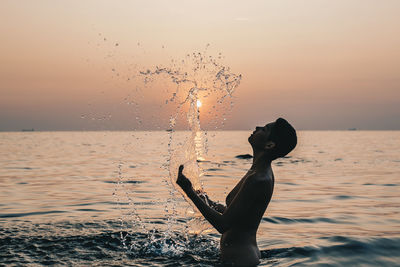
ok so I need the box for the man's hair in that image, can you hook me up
[268,118,297,160]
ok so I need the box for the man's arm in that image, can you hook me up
[176,165,227,233]
[196,190,226,213]
[186,188,228,233]
[177,165,255,234]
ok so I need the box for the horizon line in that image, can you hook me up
[1,129,399,132]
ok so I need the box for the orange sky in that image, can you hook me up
[1,0,399,130]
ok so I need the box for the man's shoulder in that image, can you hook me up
[246,172,272,186]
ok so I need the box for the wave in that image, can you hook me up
[262,216,349,224]
[261,236,400,266]
[0,226,219,266]
[1,220,399,266]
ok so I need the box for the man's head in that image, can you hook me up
[249,118,297,160]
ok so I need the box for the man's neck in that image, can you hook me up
[251,150,272,172]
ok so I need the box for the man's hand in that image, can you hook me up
[176,165,192,192]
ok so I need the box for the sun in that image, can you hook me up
[196,99,202,108]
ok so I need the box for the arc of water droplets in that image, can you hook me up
[140,51,241,222]
[114,49,242,254]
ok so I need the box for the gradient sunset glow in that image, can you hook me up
[1,0,399,131]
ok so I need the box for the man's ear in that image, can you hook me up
[264,141,275,150]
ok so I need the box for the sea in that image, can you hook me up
[0,131,399,266]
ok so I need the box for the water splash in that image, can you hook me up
[112,45,241,253]
[140,47,241,193]
[113,159,219,257]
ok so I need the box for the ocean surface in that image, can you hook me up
[0,131,399,266]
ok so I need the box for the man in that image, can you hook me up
[177,118,297,266]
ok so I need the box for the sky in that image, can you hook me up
[1,0,399,131]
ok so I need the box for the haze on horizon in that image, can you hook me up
[1,0,399,131]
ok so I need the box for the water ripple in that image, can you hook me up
[263,216,345,224]
[0,210,67,218]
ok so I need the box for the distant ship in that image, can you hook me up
[21,128,35,132]
[348,128,357,131]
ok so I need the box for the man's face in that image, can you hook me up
[248,122,275,149]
